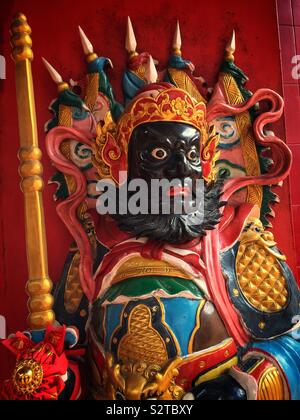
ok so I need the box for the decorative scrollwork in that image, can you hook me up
[103,353,184,400]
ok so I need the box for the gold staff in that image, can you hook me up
[10,13,55,329]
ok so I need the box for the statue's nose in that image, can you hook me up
[166,153,192,178]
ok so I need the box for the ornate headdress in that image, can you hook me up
[92,83,220,185]
[42,18,226,188]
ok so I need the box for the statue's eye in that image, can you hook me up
[187,148,199,162]
[151,148,168,160]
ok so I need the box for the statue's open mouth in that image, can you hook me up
[162,182,199,216]
[166,186,191,198]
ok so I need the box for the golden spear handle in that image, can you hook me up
[10,13,55,330]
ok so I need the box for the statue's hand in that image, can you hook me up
[183,375,247,401]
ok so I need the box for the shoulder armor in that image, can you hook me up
[221,218,300,339]
[53,241,108,343]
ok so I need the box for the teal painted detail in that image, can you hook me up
[217,160,247,189]
[215,116,240,150]
[98,276,204,305]
[168,54,192,70]
[72,106,88,121]
[217,160,247,173]
[88,57,111,74]
[164,55,193,86]
[218,139,240,150]
[46,89,88,131]
[104,304,123,351]
[88,57,124,122]
[74,143,93,172]
[161,297,203,356]
[163,73,173,84]
[220,60,278,227]
[50,171,70,200]
[221,60,252,103]
[249,335,300,400]
[217,116,236,136]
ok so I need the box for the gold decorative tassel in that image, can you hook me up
[58,104,72,127]
[221,73,263,208]
[85,72,99,111]
[10,13,55,329]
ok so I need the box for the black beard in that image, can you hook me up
[112,178,226,245]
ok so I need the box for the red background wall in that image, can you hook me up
[277,0,300,285]
[0,0,298,382]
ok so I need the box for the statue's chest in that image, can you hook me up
[91,276,205,366]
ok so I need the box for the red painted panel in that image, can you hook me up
[278,0,293,25]
[0,0,297,383]
[292,206,300,266]
[293,0,300,25]
[290,145,300,205]
[283,84,300,143]
[279,26,297,84]
[277,0,300,288]
[295,26,300,52]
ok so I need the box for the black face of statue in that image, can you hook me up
[112,122,225,244]
[128,122,202,182]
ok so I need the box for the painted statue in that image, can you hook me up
[2,13,300,401]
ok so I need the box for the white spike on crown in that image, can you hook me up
[78,26,94,55]
[78,25,99,63]
[226,30,236,60]
[144,55,158,84]
[126,16,137,55]
[42,57,63,84]
[42,57,69,92]
[173,20,182,56]
[78,25,113,67]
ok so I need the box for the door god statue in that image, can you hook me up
[2,14,300,401]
